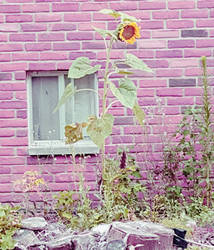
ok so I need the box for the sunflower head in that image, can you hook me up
[118,22,141,44]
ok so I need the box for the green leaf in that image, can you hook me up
[68,57,101,79]
[125,53,153,73]
[133,102,145,126]
[99,9,121,19]
[119,12,139,22]
[87,113,114,148]
[92,26,117,40]
[53,83,76,113]
[132,171,142,178]
[110,78,137,109]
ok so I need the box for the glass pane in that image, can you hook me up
[64,74,97,137]
[32,76,60,140]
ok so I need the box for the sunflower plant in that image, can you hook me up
[54,9,152,156]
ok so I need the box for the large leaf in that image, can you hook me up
[99,9,121,19]
[53,83,76,113]
[87,113,114,149]
[68,57,101,79]
[133,102,145,126]
[125,53,153,73]
[92,26,117,40]
[110,78,137,109]
[119,12,139,22]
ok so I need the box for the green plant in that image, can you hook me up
[54,151,146,230]
[0,204,21,250]
[54,9,152,169]
[162,56,214,209]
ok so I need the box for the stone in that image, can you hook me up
[22,217,48,231]
[46,235,74,250]
[106,240,126,250]
[14,229,41,248]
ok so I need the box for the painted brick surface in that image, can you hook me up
[0,0,213,203]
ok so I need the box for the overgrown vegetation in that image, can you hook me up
[0,204,21,250]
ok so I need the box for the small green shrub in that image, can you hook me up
[54,151,146,231]
[0,204,21,250]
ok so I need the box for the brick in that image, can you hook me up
[167,20,194,29]
[168,97,194,105]
[137,89,154,97]
[21,23,47,32]
[25,43,51,51]
[0,5,20,13]
[35,13,62,22]
[81,2,108,11]
[0,44,23,52]
[1,138,28,146]
[139,79,167,88]
[152,30,179,38]
[144,59,168,68]
[16,129,27,137]
[181,29,208,37]
[0,54,11,62]
[152,10,179,19]
[0,92,13,100]
[0,34,8,42]
[197,19,214,28]
[10,34,36,42]
[22,3,50,12]
[69,51,96,60]
[156,69,183,77]
[51,23,76,31]
[67,32,93,41]
[196,39,214,48]
[0,101,26,109]
[57,62,72,70]
[12,52,39,61]
[112,41,136,49]
[110,2,137,10]
[6,15,32,22]
[168,40,194,48]
[123,10,150,20]
[0,83,26,91]
[140,21,163,29]
[0,111,14,118]
[82,42,105,49]
[0,119,27,128]
[198,0,214,8]
[169,59,199,68]
[64,13,91,22]
[0,184,13,193]
[156,88,183,97]
[156,50,182,58]
[0,73,12,81]
[0,63,27,72]
[16,92,26,100]
[0,129,15,137]
[185,88,202,96]
[114,117,133,125]
[181,10,208,18]
[53,42,80,51]
[139,1,166,9]
[139,40,166,49]
[0,157,25,165]
[184,49,211,57]
[168,1,195,9]
[0,148,14,156]
[38,33,65,41]
[28,63,56,70]
[169,78,196,87]
[0,24,19,32]
[17,110,27,119]
[40,52,68,60]
[52,3,78,12]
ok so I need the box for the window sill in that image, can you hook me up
[28,139,99,156]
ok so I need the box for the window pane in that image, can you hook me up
[32,76,60,140]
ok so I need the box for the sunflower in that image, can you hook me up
[118,22,141,44]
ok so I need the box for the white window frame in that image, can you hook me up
[27,71,99,156]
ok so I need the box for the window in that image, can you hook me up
[27,71,99,155]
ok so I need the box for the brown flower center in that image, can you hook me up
[122,25,135,40]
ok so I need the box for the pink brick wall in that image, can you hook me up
[0,0,214,203]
